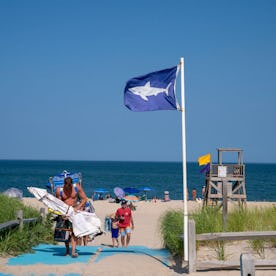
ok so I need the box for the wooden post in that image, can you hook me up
[222,180,228,230]
[188,219,196,273]
[240,253,255,276]
[40,207,46,223]
[17,210,23,231]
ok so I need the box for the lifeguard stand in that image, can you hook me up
[204,148,247,207]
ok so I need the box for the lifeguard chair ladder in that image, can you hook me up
[203,148,247,207]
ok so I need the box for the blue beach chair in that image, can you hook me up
[47,170,82,194]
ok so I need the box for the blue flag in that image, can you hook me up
[124,66,179,112]
[200,163,210,174]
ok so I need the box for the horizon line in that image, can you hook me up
[0,158,275,165]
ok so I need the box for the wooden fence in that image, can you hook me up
[0,208,46,232]
[187,219,276,273]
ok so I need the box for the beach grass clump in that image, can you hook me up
[191,206,276,233]
[214,241,226,260]
[191,206,222,233]
[190,207,228,260]
[270,205,276,247]
[160,205,276,259]
[227,206,276,231]
[227,206,276,256]
[0,195,39,223]
[0,194,55,256]
[160,209,183,257]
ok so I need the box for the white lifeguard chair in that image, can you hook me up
[204,148,247,207]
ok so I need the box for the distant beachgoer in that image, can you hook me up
[164,191,170,202]
[92,192,99,201]
[56,176,88,258]
[129,201,136,210]
[143,193,147,201]
[115,199,134,247]
[110,214,119,247]
[139,194,146,201]
[202,186,206,199]
[151,196,158,203]
[192,188,197,201]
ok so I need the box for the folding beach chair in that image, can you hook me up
[47,170,82,195]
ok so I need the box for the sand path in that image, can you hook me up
[0,199,275,275]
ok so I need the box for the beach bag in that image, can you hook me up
[104,216,112,232]
[84,200,95,213]
[54,216,71,242]
[54,227,70,242]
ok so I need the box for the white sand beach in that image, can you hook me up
[1,198,275,275]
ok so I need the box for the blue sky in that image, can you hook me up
[1,0,275,163]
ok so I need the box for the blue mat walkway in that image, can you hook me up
[0,244,171,276]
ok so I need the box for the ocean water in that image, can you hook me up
[0,160,275,202]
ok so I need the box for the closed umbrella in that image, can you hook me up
[27,187,102,238]
[28,187,72,215]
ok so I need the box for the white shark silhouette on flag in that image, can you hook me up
[124,66,180,111]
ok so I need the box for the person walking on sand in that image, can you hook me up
[192,188,197,201]
[56,176,88,258]
[115,199,134,247]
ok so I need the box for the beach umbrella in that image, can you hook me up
[123,187,140,194]
[94,188,109,194]
[113,187,125,198]
[124,195,139,202]
[139,186,154,192]
[3,188,23,199]
[139,187,154,200]
[27,187,102,238]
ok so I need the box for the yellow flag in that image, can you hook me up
[198,153,211,166]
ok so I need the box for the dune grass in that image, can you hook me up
[0,194,55,256]
[159,209,184,257]
[160,205,276,258]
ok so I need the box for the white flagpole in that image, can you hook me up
[180,57,188,261]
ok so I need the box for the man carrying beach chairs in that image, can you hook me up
[56,176,89,257]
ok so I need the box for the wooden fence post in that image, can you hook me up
[188,219,196,273]
[222,180,228,230]
[240,253,255,276]
[16,210,23,231]
[40,208,46,223]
